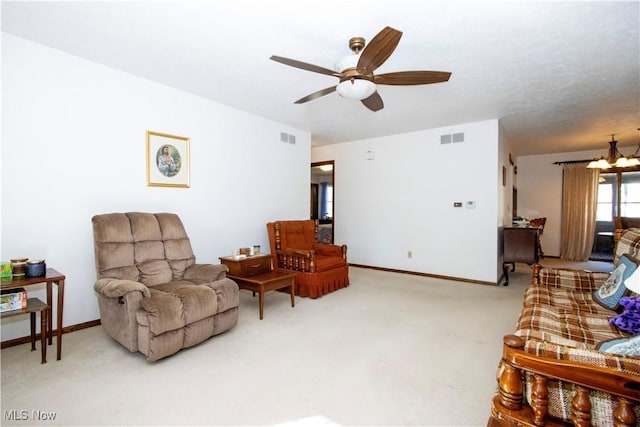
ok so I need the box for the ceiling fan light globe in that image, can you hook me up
[336,79,376,100]
[335,54,359,72]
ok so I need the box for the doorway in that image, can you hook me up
[592,169,640,261]
[310,161,334,243]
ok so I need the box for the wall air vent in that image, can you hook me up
[280,132,296,144]
[452,132,465,143]
[441,132,465,144]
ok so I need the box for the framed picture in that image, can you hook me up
[146,131,190,188]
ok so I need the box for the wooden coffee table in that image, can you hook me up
[227,270,296,320]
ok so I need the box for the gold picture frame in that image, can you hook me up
[146,131,190,188]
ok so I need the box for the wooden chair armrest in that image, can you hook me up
[314,243,348,258]
[493,335,639,427]
[275,249,316,272]
[279,248,314,258]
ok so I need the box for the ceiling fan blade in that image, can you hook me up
[361,92,384,112]
[270,55,340,77]
[374,71,452,86]
[294,86,337,104]
[357,26,403,74]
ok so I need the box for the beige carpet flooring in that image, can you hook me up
[0,259,612,426]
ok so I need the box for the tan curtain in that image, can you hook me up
[560,163,600,261]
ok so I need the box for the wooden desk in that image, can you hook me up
[1,268,65,360]
[1,298,48,363]
[503,227,540,286]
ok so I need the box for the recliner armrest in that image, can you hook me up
[183,263,228,284]
[94,278,151,298]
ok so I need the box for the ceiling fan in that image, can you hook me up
[270,26,451,112]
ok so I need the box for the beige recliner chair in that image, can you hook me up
[92,212,239,361]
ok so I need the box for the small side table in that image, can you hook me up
[227,270,296,320]
[1,298,48,363]
[1,268,65,360]
[220,254,295,320]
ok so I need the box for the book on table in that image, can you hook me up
[0,287,28,312]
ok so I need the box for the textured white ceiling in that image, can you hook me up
[2,0,639,155]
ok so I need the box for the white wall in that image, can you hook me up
[312,119,501,283]
[516,148,608,258]
[1,34,310,340]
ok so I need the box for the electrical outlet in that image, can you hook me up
[408,250,413,258]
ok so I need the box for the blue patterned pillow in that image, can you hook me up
[597,335,640,357]
[594,254,637,311]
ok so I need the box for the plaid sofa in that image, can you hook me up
[489,228,640,426]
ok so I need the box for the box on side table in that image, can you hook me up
[1,287,27,312]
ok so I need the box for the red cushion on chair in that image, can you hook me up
[277,221,316,250]
[315,256,347,272]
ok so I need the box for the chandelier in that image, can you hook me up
[586,133,640,169]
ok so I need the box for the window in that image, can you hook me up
[620,171,640,217]
[596,170,640,220]
[326,185,333,219]
[592,169,640,260]
[596,174,614,221]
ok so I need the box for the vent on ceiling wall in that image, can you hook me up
[280,132,296,144]
[440,132,465,144]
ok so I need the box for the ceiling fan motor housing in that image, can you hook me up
[348,37,365,53]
